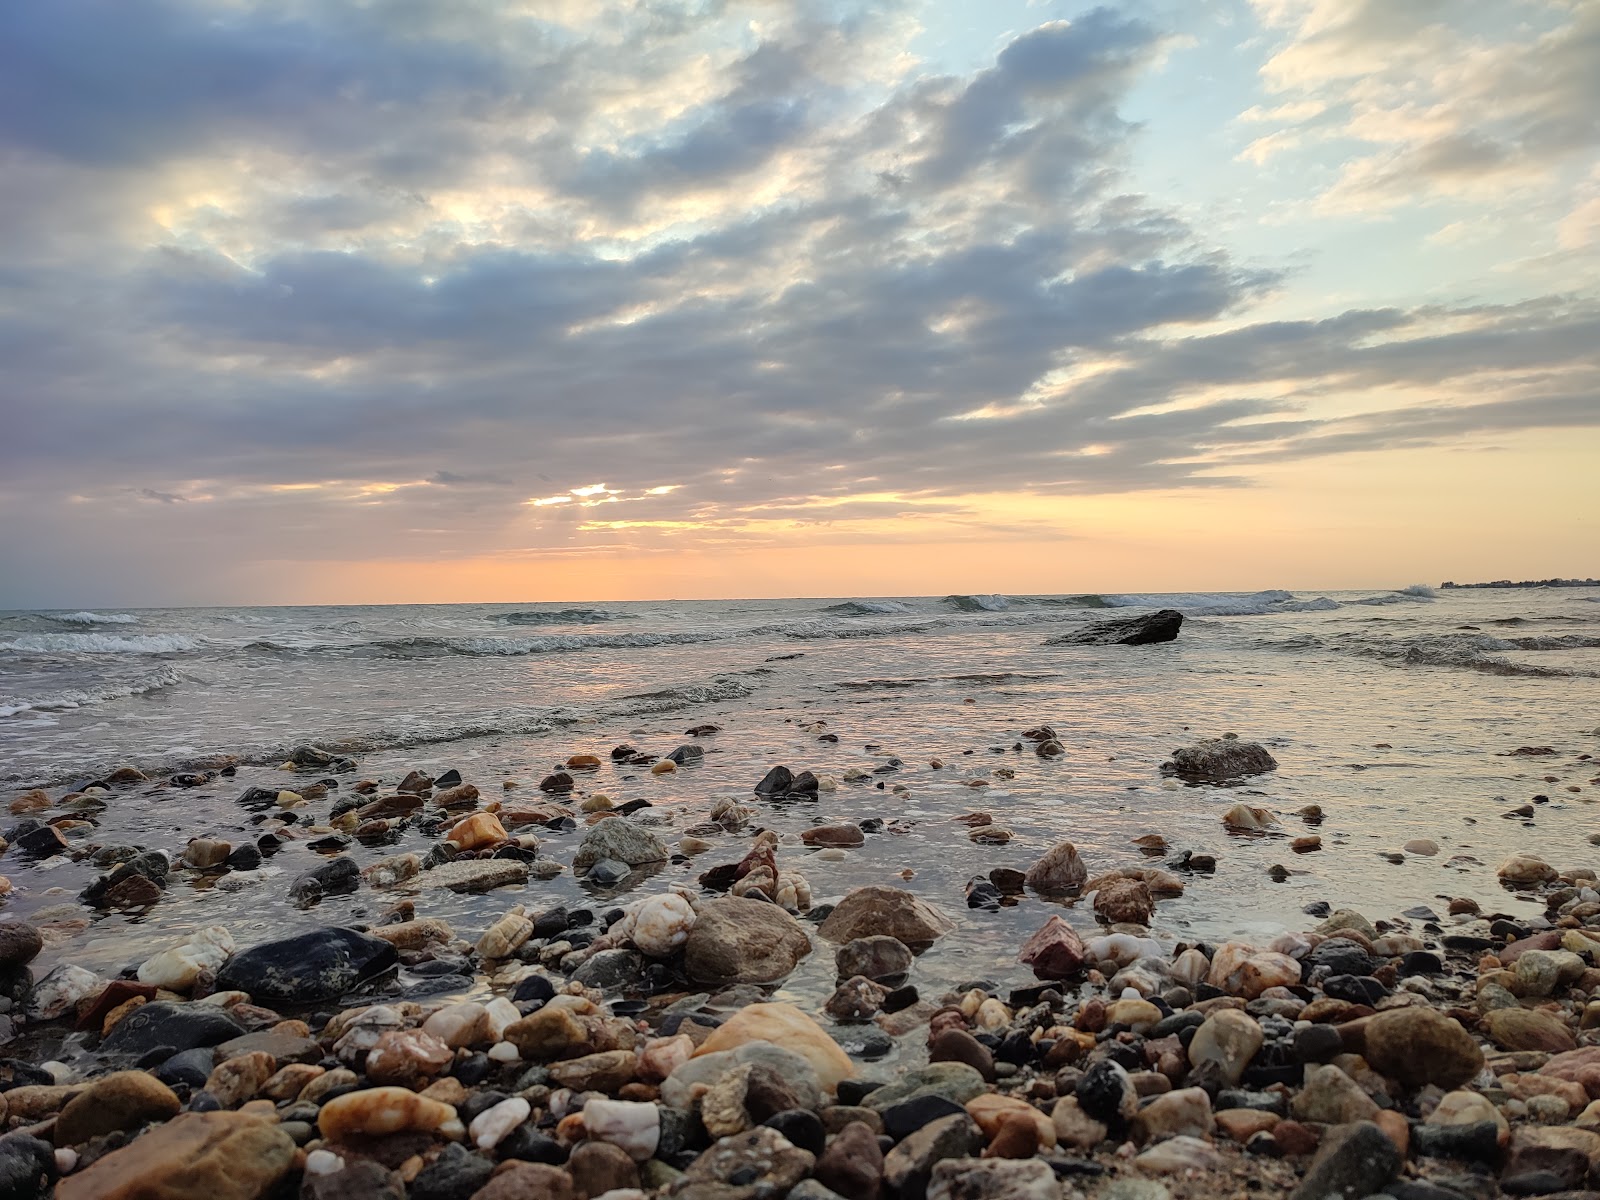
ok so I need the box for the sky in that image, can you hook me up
[1,0,1597,607]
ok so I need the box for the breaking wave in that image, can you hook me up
[0,664,187,718]
[1,633,201,655]
[46,611,140,626]
[943,594,1010,612]
[821,600,914,616]
[608,675,758,715]
[494,608,633,626]
[370,632,724,657]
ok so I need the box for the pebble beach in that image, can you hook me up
[2,588,1600,1199]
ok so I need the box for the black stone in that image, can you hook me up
[1216,1090,1288,1116]
[0,1133,57,1200]
[99,1001,245,1058]
[453,1054,491,1087]
[188,1091,222,1112]
[289,856,360,903]
[584,859,630,885]
[837,1079,882,1106]
[496,1124,565,1164]
[666,745,704,766]
[754,766,794,796]
[1292,1024,1345,1064]
[1322,974,1389,1005]
[457,1091,510,1124]
[216,927,399,1005]
[882,1095,966,1141]
[1399,951,1445,977]
[531,909,568,938]
[1076,1059,1135,1125]
[1291,1121,1400,1200]
[1151,1010,1205,1038]
[409,1144,495,1200]
[763,1109,825,1157]
[1410,1119,1504,1163]
[1306,942,1376,977]
[224,844,263,871]
[154,1047,215,1089]
[1046,608,1183,646]
[513,974,556,1006]
[434,769,462,788]
[1501,1171,1572,1196]
[306,834,352,853]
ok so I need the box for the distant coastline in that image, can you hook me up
[1440,578,1599,589]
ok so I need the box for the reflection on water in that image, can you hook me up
[2,589,1598,1019]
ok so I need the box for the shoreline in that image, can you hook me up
[1,729,1599,1198]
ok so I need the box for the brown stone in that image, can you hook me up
[983,1112,1041,1159]
[1215,1108,1279,1142]
[104,874,164,909]
[74,979,159,1031]
[1272,1120,1320,1157]
[1093,878,1154,925]
[469,1163,575,1200]
[57,1112,295,1200]
[817,886,955,945]
[682,896,813,986]
[1363,1007,1483,1089]
[54,1071,181,1145]
[566,1141,639,1196]
[815,1120,884,1200]
[1487,1008,1578,1054]
[205,1052,276,1108]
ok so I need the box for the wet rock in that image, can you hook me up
[818,886,955,945]
[1046,609,1182,647]
[1189,1009,1265,1086]
[136,925,235,992]
[1163,736,1278,782]
[1093,878,1154,925]
[27,964,101,1020]
[572,820,668,872]
[415,859,528,893]
[836,936,914,983]
[469,1162,573,1200]
[0,922,41,970]
[1290,1120,1401,1200]
[827,976,889,1020]
[104,873,163,908]
[290,856,360,903]
[99,1000,245,1057]
[1207,943,1301,998]
[1016,915,1086,981]
[1363,1006,1483,1090]
[683,897,813,986]
[1499,855,1559,885]
[695,1001,856,1092]
[1411,1119,1502,1162]
[1134,1135,1224,1173]
[867,1063,988,1113]
[883,1113,984,1200]
[53,1071,181,1145]
[571,948,646,992]
[1022,841,1087,895]
[549,1049,637,1092]
[803,824,865,848]
[206,1051,276,1107]
[216,927,398,1004]
[55,1111,295,1200]
[0,1134,55,1200]
[928,1029,996,1081]
[445,812,504,851]
[927,1157,1059,1200]
[365,1029,453,1088]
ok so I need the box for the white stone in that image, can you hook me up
[136,925,235,992]
[488,1041,520,1063]
[54,1148,77,1175]
[1085,933,1163,968]
[624,893,696,957]
[470,1097,531,1150]
[305,1150,345,1176]
[26,964,102,1020]
[422,1002,490,1049]
[484,998,520,1042]
[1134,1135,1224,1174]
[583,1097,661,1160]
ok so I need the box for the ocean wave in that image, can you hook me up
[46,611,140,625]
[820,600,915,616]
[494,608,633,625]
[1033,594,1113,608]
[1350,590,1437,606]
[1347,633,1597,679]
[943,594,1010,612]
[1399,584,1438,598]
[1098,589,1299,615]
[1,633,201,655]
[0,664,187,718]
[608,676,758,715]
[1272,597,1341,613]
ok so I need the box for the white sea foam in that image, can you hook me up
[47,611,140,625]
[0,664,187,716]
[2,633,201,654]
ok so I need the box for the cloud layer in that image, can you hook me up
[1,0,1596,603]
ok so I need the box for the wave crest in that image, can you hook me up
[495,608,633,625]
[821,600,914,616]
[943,594,1010,612]
[2,633,200,654]
[0,664,186,718]
[47,611,140,625]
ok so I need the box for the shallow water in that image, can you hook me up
[3,587,1598,1031]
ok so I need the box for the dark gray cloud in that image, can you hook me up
[0,0,1595,605]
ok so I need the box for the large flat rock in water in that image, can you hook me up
[411,860,530,893]
[1162,736,1278,782]
[1045,609,1182,646]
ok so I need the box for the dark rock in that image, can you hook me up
[837,1080,882,1107]
[289,856,360,903]
[1322,975,1389,1006]
[667,745,704,766]
[763,1109,826,1157]
[813,1120,882,1200]
[0,924,42,971]
[1411,1120,1504,1163]
[496,1124,565,1164]
[1045,608,1183,646]
[154,1047,215,1089]
[1290,1120,1401,1200]
[755,766,795,796]
[1293,1024,1346,1064]
[99,1002,245,1058]
[216,927,398,1004]
[538,772,574,793]
[882,1095,966,1141]
[224,844,262,871]
[928,1029,995,1081]
[1075,1060,1136,1126]
[835,936,914,983]
[512,974,556,1006]
[570,949,644,993]
[13,825,68,858]
[584,859,630,885]
[0,1133,56,1200]
[301,1160,403,1200]
[1306,942,1376,977]
[410,1144,494,1200]
[1161,736,1279,782]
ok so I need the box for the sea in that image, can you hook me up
[3,586,1598,1011]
